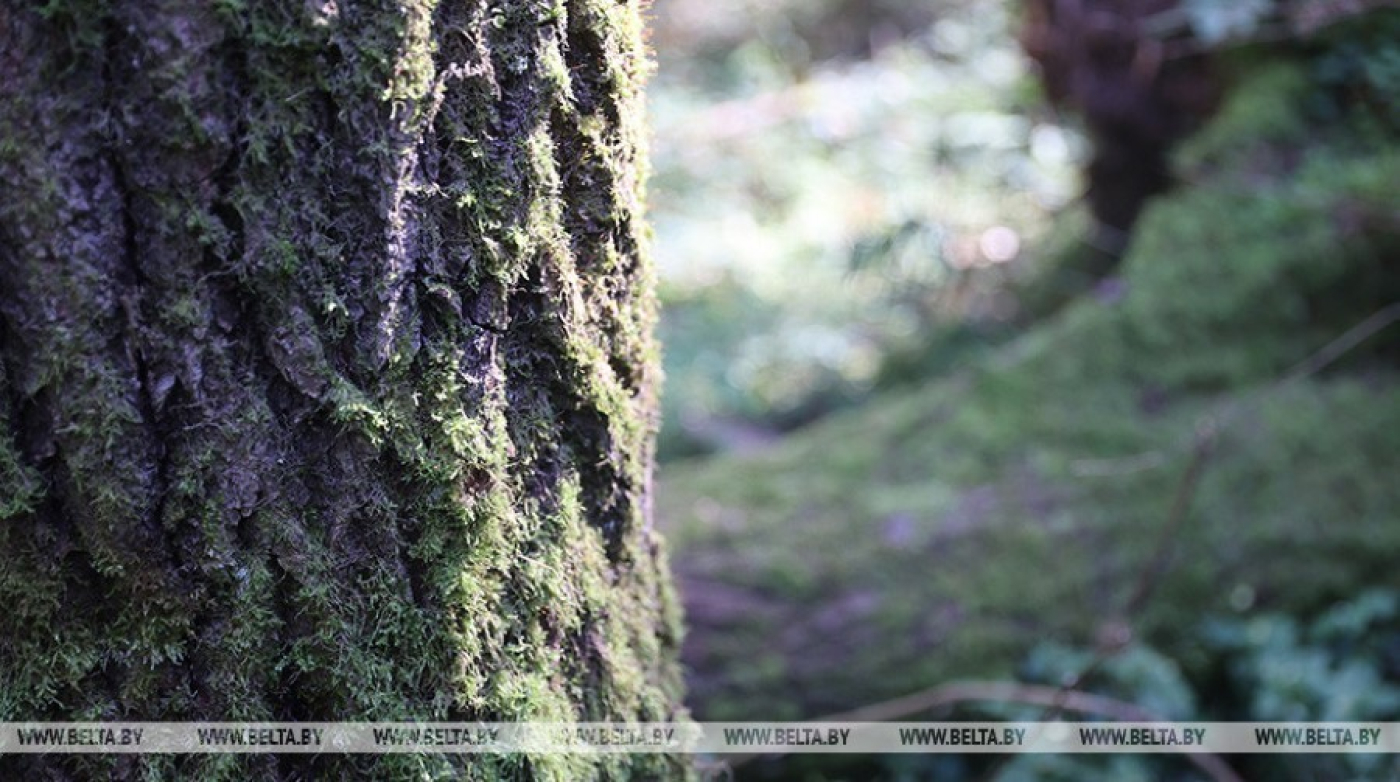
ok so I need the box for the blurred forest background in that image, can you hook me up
[644,0,1400,780]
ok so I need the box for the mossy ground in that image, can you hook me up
[659,57,1400,722]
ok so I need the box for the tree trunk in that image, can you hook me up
[1018,0,1221,244]
[0,0,686,778]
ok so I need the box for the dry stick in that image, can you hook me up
[716,304,1400,781]
[1279,302,1400,386]
[1072,301,1400,478]
[1124,422,1217,617]
[1176,301,1400,455]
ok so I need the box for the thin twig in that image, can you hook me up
[1123,422,1217,616]
[1071,302,1400,478]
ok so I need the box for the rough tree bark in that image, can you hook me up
[0,0,686,778]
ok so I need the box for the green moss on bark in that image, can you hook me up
[0,1,687,779]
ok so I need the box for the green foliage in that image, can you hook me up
[1203,590,1400,723]
[1312,9,1400,131]
[993,592,1400,782]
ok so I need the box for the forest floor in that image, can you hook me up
[657,58,1400,738]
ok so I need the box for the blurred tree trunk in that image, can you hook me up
[1019,0,1221,251]
[0,0,686,778]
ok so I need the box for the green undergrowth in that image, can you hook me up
[659,52,1400,728]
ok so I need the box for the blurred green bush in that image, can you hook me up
[648,0,1082,459]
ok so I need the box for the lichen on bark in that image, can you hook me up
[0,0,687,778]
